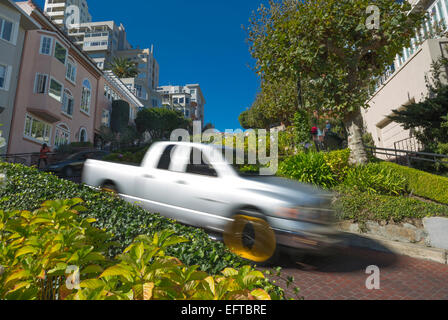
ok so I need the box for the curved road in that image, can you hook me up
[267,245,448,300]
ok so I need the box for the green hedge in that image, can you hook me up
[0,162,245,274]
[341,163,407,196]
[333,190,448,223]
[379,162,448,205]
[278,152,337,189]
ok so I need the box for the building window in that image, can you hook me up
[54,124,70,147]
[80,79,92,114]
[62,89,74,116]
[34,74,48,94]
[0,64,10,90]
[49,78,63,102]
[54,41,67,65]
[66,58,77,83]
[24,114,52,145]
[101,109,110,127]
[0,16,14,42]
[40,36,53,55]
[79,128,88,142]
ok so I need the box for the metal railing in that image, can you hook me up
[0,152,60,167]
[366,146,448,167]
[393,137,423,154]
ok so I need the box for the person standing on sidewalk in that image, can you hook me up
[38,143,51,169]
[311,126,320,152]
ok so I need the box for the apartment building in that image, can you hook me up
[44,0,92,30]
[6,1,141,155]
[66,22,160,109]
[363,0,448,151]
[116,47,161,109]
[0,0,40,154]
[67,21,132,69]
[157,84,205,126]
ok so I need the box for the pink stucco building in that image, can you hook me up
[8,2,102,154]
[7,2,142,155]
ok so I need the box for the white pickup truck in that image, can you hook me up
[82,142,342,262]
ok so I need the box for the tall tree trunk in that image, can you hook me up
[344,110,368,165]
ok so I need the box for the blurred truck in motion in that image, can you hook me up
[82,142,343,263]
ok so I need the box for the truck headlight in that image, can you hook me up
[275,207,301,219]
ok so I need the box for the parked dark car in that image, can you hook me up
[44,150,109,177]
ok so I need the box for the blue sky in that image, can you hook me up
[34,0,265,131]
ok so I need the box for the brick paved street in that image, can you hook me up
[267,246,448,300]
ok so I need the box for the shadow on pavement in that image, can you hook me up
[275,232,399,273]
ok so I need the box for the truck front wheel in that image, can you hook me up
[223,209,278,264]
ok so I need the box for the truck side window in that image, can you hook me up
[186,149,218,177]
[157,145,175,170]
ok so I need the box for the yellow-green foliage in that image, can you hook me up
[0,200,281,300]
[324,149,351,182]
[380,162,448,205]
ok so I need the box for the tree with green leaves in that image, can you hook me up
[247,0,425,164]
[239,110,251,129]
[135,108,191,141]
[108,57,139,78]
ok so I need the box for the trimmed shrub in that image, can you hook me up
[341,163,407,196]
[0,162,245,274]
[324,149,351,183]
[278,152,337,189]
[333,190,448,223]
[379,162,448,205]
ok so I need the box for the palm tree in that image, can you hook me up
[107,57,138,78]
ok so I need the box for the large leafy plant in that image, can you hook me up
[0,199,110,300]
[68,233,277,300]
[0,201,281,300]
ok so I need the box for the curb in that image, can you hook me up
[341,231,448,265]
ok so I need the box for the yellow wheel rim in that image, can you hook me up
[223,215,276,263]
[102,186,117,195]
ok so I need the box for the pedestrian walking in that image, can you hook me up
[38,143,51,169]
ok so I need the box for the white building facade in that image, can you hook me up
[44,0,92,30]
[363,0,448,151]
[157,84,205,126]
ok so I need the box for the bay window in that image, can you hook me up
[49,78,63,102]
[54,124,70,147]
[40,36,53,55]
[0,16,14,42]
[80,79,92,114]
[62,89,74,116]
[54,41,67,65]
[24,114,52,145]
